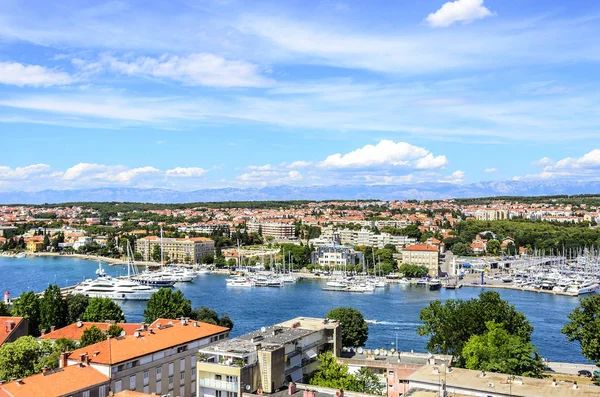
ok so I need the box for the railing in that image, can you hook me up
[198,378,239,392]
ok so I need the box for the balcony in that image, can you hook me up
[198,378,239,392]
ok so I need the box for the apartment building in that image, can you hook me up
[247,222,295,239]
[197,317,341,397]
[401,244,439,276]
[311,246,364,269]
[0,317,29,347]
[474,208,510,221]
[0,364,110,397]
[136,236,215,264]
[64,318,230,397]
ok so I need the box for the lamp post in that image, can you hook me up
[394,327,399,352]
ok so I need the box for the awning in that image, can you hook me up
[291,369,303,382]
[305,349,317,359]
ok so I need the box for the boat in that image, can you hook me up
[416,278,428,286]
[365,319,377,324]
[501,276,514,283]
[428,279,442,291]
[567,280,600,296]
[131,273,177,287]
[15,252,26,259]
[398,278,411,285]
[226,276,253,287]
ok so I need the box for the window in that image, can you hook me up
[180,372,185,381]
[83,391,90,397]
[169,375,174,386]
[191,381,196,395]
[156,380,162,394]
[226,376,238,383]
[156,366,162,379]
[215,375,222,380]
[191,359,196,369]
[180,358,186,372]
[144,385,149,394]
[99,385,107,397]
[169,363,174,376]
[130,375,136,390]
[226,392,237,397]
[216,391,222,397]
[180,386,185,397]
[115,380,122,393]
[144,370,149,385]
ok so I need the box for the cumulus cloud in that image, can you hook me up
[426,0,493,28]
[237,169,303,186]
[165,167,207,177]
[532,157,554,166]
[0,164,53,179]
[99,53,273,88]
[320,140,447,170]
[483,167,498,173]
[0,62,74,87]
[517,150,600,180]
[439,170,465,183]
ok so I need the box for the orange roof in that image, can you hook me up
[0,317,25,346]
[67,318,229,365]
[40,322,143,341]
[114,391,155,397]
[189,237,213,242]
[403,244,438,252]
[0,364,109,397]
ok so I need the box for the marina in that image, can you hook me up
[0,255,595,364]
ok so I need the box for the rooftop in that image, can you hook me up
[403,244,438,252]
[0,317,25,346]
[40,321,143,341]
[409,365,599,397]
[0,364,109,397]
[340,350,452,366]
[200,317,337,356]
[67,318,229,365]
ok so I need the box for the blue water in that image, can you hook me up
[0,256,589,363]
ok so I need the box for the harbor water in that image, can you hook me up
[0,256,591,363]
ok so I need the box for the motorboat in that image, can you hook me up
[428,279,442,291]
[72,268,158,301]
[501,276,514,283]
[398,278,411,285]
[567,280,600,296]
[226,276,253,287]
[131,273,176,287]
[416,278,428,286]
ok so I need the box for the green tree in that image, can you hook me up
[82,297,124,323]
[418,291,533,366]
[11,291,40,335]
[143,288,192,323]
[151,244,161,262]
[191,306,234,329]
[0,336,45,380]
[399,264,428,278]
[42,234,51,250]
[326,307,368,347]
[354,367,385,395]
[486,240,501,255]
[219,313,234,329]
[309,351,359,390]
[39,284,68,332]
[80,325,107,347]
[36,338,78,371]
[65,293,90,324]
[107,324,124,338]
[0,301,10,316]
[462,321,545,377]
[562,295,600,365]
[451,242,469,256]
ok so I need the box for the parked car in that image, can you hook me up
[577,370,592,377]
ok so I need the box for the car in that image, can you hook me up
[594,370,600,378]
[578,370,592,377]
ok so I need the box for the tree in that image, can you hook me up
[39,284,68,332]
[65,293,90,324]
[354,367,385,395]
[190,307,234,329]
[42,234,51,250]
[399,264,428,278]
[82,297,124,323]
[562,295,600,365]
[219,313,234,329]
[0,301,10,316]
[0,336,45,380]
[418,291,533,366]
[143,288,192,323]
[151,244,161,262]
[11,291,40,335]
[462,321,545,378]
[80,325,107,347]
[326,307,368,347]
[107,324,124,338]
[451,242,469,256]
[309,351,359,390]
[486,240,501,255]
[36,338,78,371]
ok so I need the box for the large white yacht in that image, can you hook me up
[72,273,158,300]
[567,280,600,296]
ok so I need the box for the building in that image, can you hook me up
[74,236,94,251]
[40,321,143,342]
[401,245,439,276]
[0,364,110,397]
[0,317,29,347]
[0,226,17,238]
[407,365,598,397]
[311,245,364,270]
[196,317,342,397]
[64,318,230,397]
[247,222,295,239]
[136,236,215,264]
[340,350,452,397]
[26,240,44,252]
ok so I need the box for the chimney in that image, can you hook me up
[288,383,297,395]
[41,367,48,373]
[50,326,55,332]
[16,379,23,385]
[41,329,46,336]
[59,353,68,368]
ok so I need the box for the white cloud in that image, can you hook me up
[532,157,554,166]
[517,150,600,181]
[483,167,498,173]
[166,167,207,177]
[426,0,493,28]
[99,53,272,88]
[320,140,447,169]
[0,62,73,87]
[438,170,465,183]
[0,164,52,179]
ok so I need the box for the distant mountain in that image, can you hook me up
[1,180,600,204]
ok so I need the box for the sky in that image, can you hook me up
[1,0,600,192]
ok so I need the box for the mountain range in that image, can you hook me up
[1,180,600,204]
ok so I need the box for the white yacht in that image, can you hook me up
[72,274,157,301]
[226,276,253,287]
[567,280,600,296]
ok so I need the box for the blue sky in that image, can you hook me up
[1,0,600,191]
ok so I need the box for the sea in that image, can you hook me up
[0,255,590,363]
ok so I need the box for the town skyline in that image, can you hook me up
[2,0,600,193]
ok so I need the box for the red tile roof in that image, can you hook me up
[403,244,438,252]
[0,364,109,397]
[40,322,143,341]
[67,318,229,365]
[0,317,25,346]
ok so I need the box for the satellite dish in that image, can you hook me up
[120,331,126,337]
[374,349,380,356]
[357,347,364,354]
[246,385,251,391]
[260,327,266,333]
[76,321,83,328]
